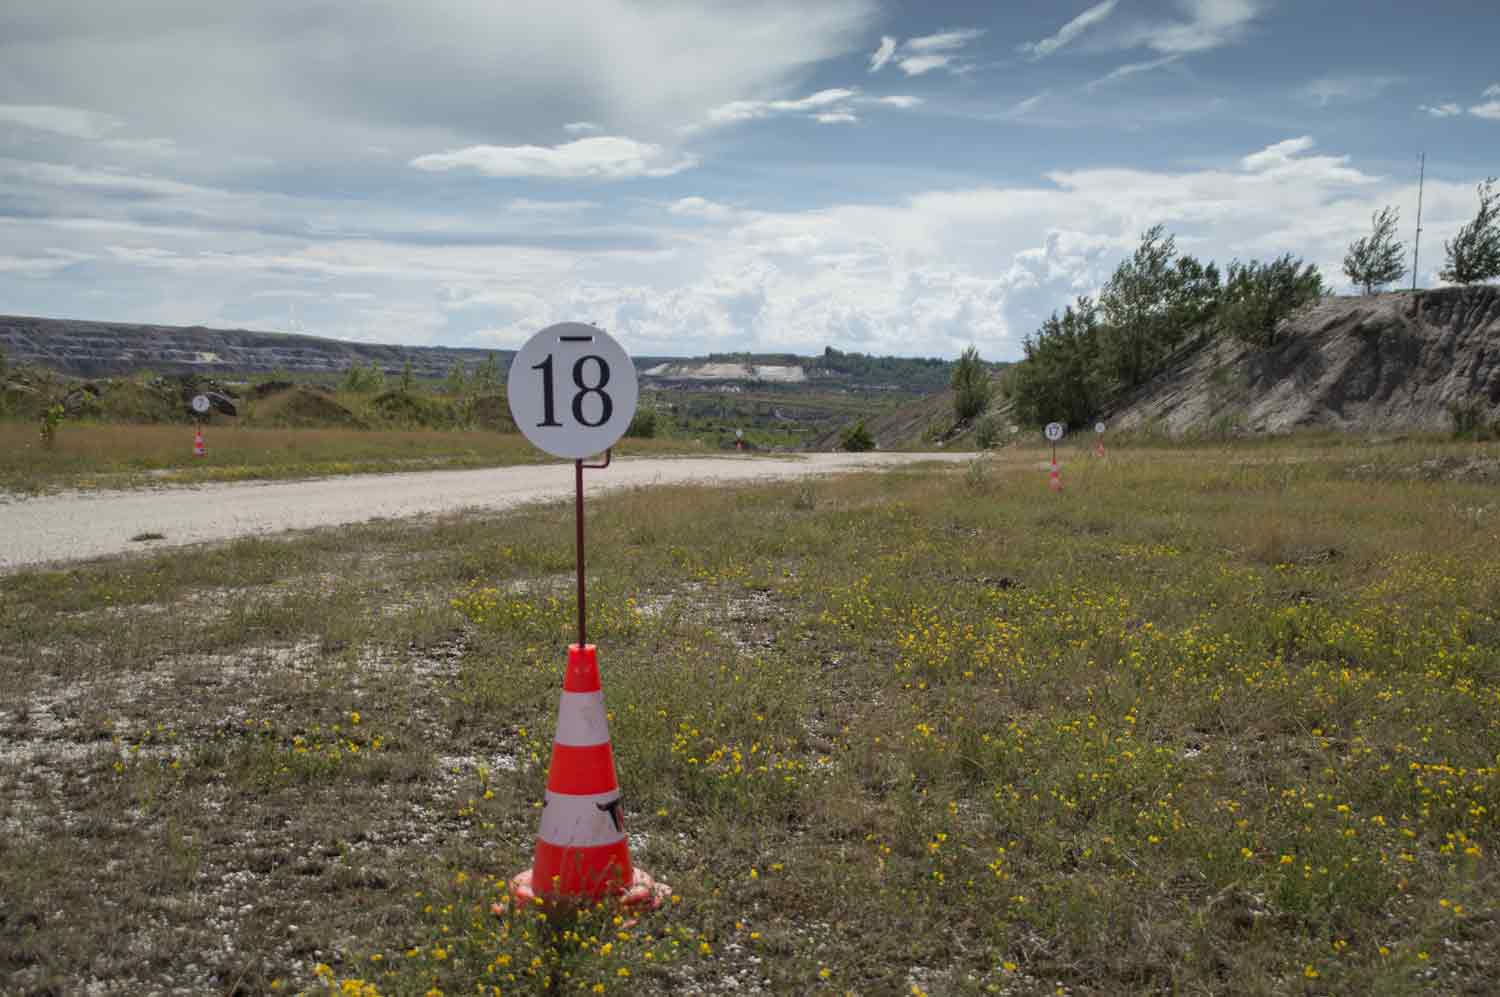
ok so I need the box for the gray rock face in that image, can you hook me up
[0,316,510,379]
[1110,286,1500,435]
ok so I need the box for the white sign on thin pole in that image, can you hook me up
[507,323,639,460]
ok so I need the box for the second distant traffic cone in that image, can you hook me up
[1048,459,1063,491]
[509,644,668,911]
[193,427,206,457]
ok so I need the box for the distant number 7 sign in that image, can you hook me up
[507,322,639,459]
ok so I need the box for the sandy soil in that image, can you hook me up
[0,452,964,572]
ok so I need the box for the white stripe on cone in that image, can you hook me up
[554,690,609,747]
[539,790,627,847]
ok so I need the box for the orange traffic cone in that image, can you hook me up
[509,644,668,912]
[1048,459,1063,491]
[193,427,206,457]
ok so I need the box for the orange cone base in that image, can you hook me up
[502,866,670,915]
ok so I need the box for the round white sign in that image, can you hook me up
[507,323,638,459]
[191,394,210,414]
[1094,421,1106,435]
[1045,422,1065,442]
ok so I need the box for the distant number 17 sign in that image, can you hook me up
[508,322,639,459]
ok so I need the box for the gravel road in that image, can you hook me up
[0,452,965,572]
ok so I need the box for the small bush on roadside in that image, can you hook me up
[975,414,1004,449]
[922,416,955,443]
[627,407,658,438]
[1448,397,1497,440]
[840,420,874,451]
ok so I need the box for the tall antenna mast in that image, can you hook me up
[1412,152,1425,292]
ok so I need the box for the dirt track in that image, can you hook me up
[0,452,965,572]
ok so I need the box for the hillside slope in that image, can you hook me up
[0,315,954,395]
[811,370,1011,450]
[1109,286,1500,435]
[0,315,502,379]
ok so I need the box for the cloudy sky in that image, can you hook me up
[1,1,1497,360]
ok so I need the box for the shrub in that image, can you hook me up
[1449,398,1496,440]
[923,417,955,443]
[840,420,874,452]
[626,407,658,438]
[975,414,1004,449]
[39,402,64,449]
[342,362,386,394]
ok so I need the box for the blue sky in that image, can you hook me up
[1,1,1497,361]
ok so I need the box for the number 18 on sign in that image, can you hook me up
[508,322,638,460]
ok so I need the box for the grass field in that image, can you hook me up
[3,439,1498,995]
[0,423,702,494]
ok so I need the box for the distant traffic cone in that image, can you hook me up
[1048,459,1063,491]
[193,427,206,457]
[1094,438,1105,458]
[509,644,668,912]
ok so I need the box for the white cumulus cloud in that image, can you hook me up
[868,36,897,72]
[1420,103,1462,118]
[667,197,742,222]
[410,136,697,179]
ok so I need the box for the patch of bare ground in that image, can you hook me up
[0,513,537,994]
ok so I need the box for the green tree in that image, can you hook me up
[478,352,500,391]
[1218,255,1325,347]
[1097,225,1221,389]
[950,345,992,423]
[1343,206,1405,294]
[1006,297,1103,427]
[400,360,414,394]
[1440,177,1500,285]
